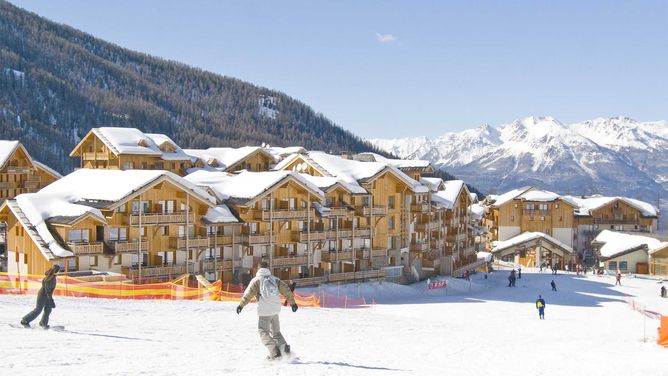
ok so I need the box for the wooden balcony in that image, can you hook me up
[355,206,388,216]
[321,250,353,262]
[356,249,371,259]
[23,181,40,190]
[202,259,235,271]
[447,233,468,243]
[297,231,328,242]
[411,202,430,213]
[169,236,211,250]
[0,182,19,189]
[354,228,372,238]
[243,233,275,244]
[415,221,441,232]
[83,152,110,161]
[130,212,195,226]
[107,239,149,253]
[328,207,349,216]
[208,235,234,246]
[371,248,387,257]
[326,229,353,239]
[6,166,32,174]
[255,209,309,221]
[68,242,104,255]
[409,242,430,252]
[123,264,187,278]
[270,255,308,267]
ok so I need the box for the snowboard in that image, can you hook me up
[9,323,65,331]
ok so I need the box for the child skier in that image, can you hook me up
[237,261,298,359]
[535,295,546,320]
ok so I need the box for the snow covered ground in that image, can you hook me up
[2,267,668,376]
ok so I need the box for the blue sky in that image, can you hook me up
[9,0,668,138]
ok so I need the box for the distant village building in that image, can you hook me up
[592,230,668,274]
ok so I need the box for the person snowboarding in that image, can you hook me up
[615,271,622,286]
[237,262,297,360]
[535,295,546,319]
[21,264,60,329]
[551,279,557,291]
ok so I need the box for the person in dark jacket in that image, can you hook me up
[551,279,557,291]
[517,267,522,279]
[21,264,59,328]
[661,285,666,298]
[535,295,546,319]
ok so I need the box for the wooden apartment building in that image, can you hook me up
[0,140,60,201]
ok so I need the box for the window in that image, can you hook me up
[300,200,307,209]
[619,261,628,271]
[162,252,174,266]
[526,203,535,210]
[115,203,126,213]
[608,261,618,270]
[68,229,90,243]
[89,256,98,267]
[114,255,122,265]
[387,216,394,230]
[261,198,270,210]
[159,200,175,213]
[139,227,146,237]
[387,236,394,249]
[109,227,128,241]
[510,216,515,222]
[289,198,296,210]
[131,200,150,214]
[178,225,195,238]
[161,226,169,236]
[250,222,258,234]
[555,204,559,209]
[325,197,333,206]
[122,162,134,169]
[388,195,395,209]
[539,204,548,211]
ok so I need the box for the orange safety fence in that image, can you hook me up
[658,316,668,348]
[0,273,321,307]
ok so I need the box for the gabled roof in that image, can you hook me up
[70,128,191,160]
[488,187,534,208]
[184,146,276,171]
[203,204,241,225]
[2,169,216,260]
[432,180,470,209]
[33,160,62,179]
[492,231,573,254]
[419,177,445,192]
[593,230,667,259]
[185,170,324,206]
[0,140,22,169]
[298,174,367,194]
[565,195,659,218]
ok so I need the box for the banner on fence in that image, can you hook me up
[429,280,446,289]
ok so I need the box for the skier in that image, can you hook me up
[535,295,546,320]
[661,285,667,298]
[551,279,557,291]
[21,264,59,328]
[517,267,522,280]
[237,261,298,360]
[615,271,622,286]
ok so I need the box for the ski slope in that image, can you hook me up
[1,268,667,376]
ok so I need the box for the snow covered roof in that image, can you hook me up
[469,203,486,220]
[593,230,667,259]
[0,140,21,169]
[185,170,324,204]
[203,205,241,224]
[356,152,432,170]
[184,147,275,171]
[3,169,216,260]
[517,189,578,206]
[94,128,162,156]
[265,146,306,160]
[419,177,444,191]
[565,195,659,217]
[144,133,193,161]
[432,180,468,209]
[33,161,62,179]
[488,187,533,208]
[492,232,573,254]
[477,251,492,262]
[298,174,367,194]
[306,152,428,193]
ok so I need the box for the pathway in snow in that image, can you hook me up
[1,268,667,376]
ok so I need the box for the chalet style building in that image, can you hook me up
[70,128,195,176]
[483,187,660,266]
[1,127,484,284]
[0,140,60,201]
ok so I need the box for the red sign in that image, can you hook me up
[429,281,447,289]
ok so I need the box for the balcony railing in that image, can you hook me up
[594,217,640,224]
[356,249,371,259]
[209,235,233,246]
[170,236,211,250]
[415,221,441,232]
[83,152,110,160]
[67,242,104,255]
[409,242,430,252]
[321,250,353,262]
[270,255,308,267]
[297,231,328,242]
[6,166,32,174]
[354,228,372,238]
[522,209,550,216]
[23,181,40,190]
[243,234,276,244]
[326,229,353,239]
[107,239,149,253]
[123,264,187,278]
[0,182,19,189]
[411,202,430,213]
[371,248,387,257]
[202,259,235,271]
[355,206,388,216]
[327,207,349,217]
[130,212,195,226]
[255,209,309,221]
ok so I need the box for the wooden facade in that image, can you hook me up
[0,141,59,201]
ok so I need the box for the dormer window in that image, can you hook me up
[137,138,150,147]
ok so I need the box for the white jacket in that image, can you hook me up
[240,268,295,316]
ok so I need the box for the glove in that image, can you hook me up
[236,305,243,314]
[291,304,298,312]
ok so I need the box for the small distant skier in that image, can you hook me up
[661,285,667,298]
[551,279,557,291]
[552,263,558,275]
[508,269,516,287]
[539,262,544,273]
[21,264,59,329]
[615,271,622,286]
[517,267,522,279]
[237,261,298,360]
[535,295,546,320]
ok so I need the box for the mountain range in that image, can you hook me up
[369,116,668,226]
[0,0,388,174]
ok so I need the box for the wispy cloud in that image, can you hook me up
[375,32,397,43]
